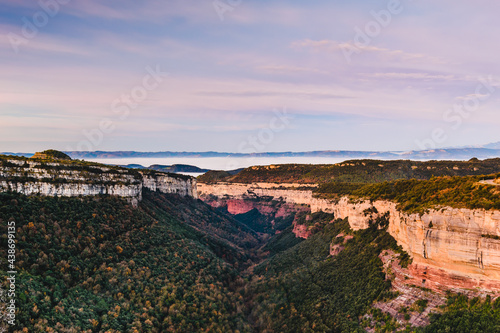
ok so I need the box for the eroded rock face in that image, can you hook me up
[371,250,447,329]
[293,223,313,239]
[0,181,142,198]
[0,159,198,203]
[198,182,500,290]
[329,198,500,283]
[197,182,313,205]
[141,172,197,198]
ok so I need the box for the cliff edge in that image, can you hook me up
[0,154,197,205]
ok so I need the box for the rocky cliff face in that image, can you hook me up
[141,172,197,199]
[1,180,142,199]
[198,182,500,291]
[0,157,197,203]
[323,197,500,288]
[197,182,313,205]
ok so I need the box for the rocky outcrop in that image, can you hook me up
[0,180,142,198]
[369,250,447,329]
[141,172,197,199]
[198,182,500,291]
[0,157,197,203]
[293,223,313,239]
[330,234,353,256]
[197,182,313,205]
[324,197,500,284]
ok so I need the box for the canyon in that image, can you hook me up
[4,154,500,292]
[198,182,500,292]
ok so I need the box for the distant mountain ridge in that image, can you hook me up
[484,141,500,149]
[120,163,210,173]
[3,144,500,161]
[64,148,500,160]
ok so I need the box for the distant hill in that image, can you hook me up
[120,164,147,169]
[32,149,72,160]
[3,147,500,161]
[149,164,210,173]
[484,141,500,149]
[119,164,210,173]
[0,152,33,157]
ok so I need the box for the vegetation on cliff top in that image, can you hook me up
[197,169,244,184]
[0,153,192,185]
[199,158,500,213]
[198,158,500,184]
[315,174,500,212]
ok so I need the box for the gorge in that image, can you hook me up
[198,181,500,292]
[4,153,500,331]
[3,153,500,293]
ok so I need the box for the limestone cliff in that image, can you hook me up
[198,182,500,291]
[320,197,500,288]
[1,180,142,200]
[141,171,197,199]
[0,156,197,203]
[197,182,313,205]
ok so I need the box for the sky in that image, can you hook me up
[1,0,500,153]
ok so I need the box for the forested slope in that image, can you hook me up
[3,188,500,332]
[0,191,257,332]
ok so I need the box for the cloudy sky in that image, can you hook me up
[1,0,500,153]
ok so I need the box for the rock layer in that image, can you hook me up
[0,158,197,203]
[198,182,500,290]
[141,172,197,199]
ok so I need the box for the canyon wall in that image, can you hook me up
[141,172,197,199]
[0,158,197,203]
[198,182,500,291]
[198,182,313,206]
[0,180,143,200]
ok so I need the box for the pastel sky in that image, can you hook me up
[1,0,500,153]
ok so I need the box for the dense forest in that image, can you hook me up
[247,216,402,332]
[198,158,500,184]
[0,191,256,332]
[315,175,500,212]
[2,189,500,331]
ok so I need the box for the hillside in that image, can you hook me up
[199,158,500,184]
[7,188,489,332]
[31,150,72,160]
[0,191,259,332]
